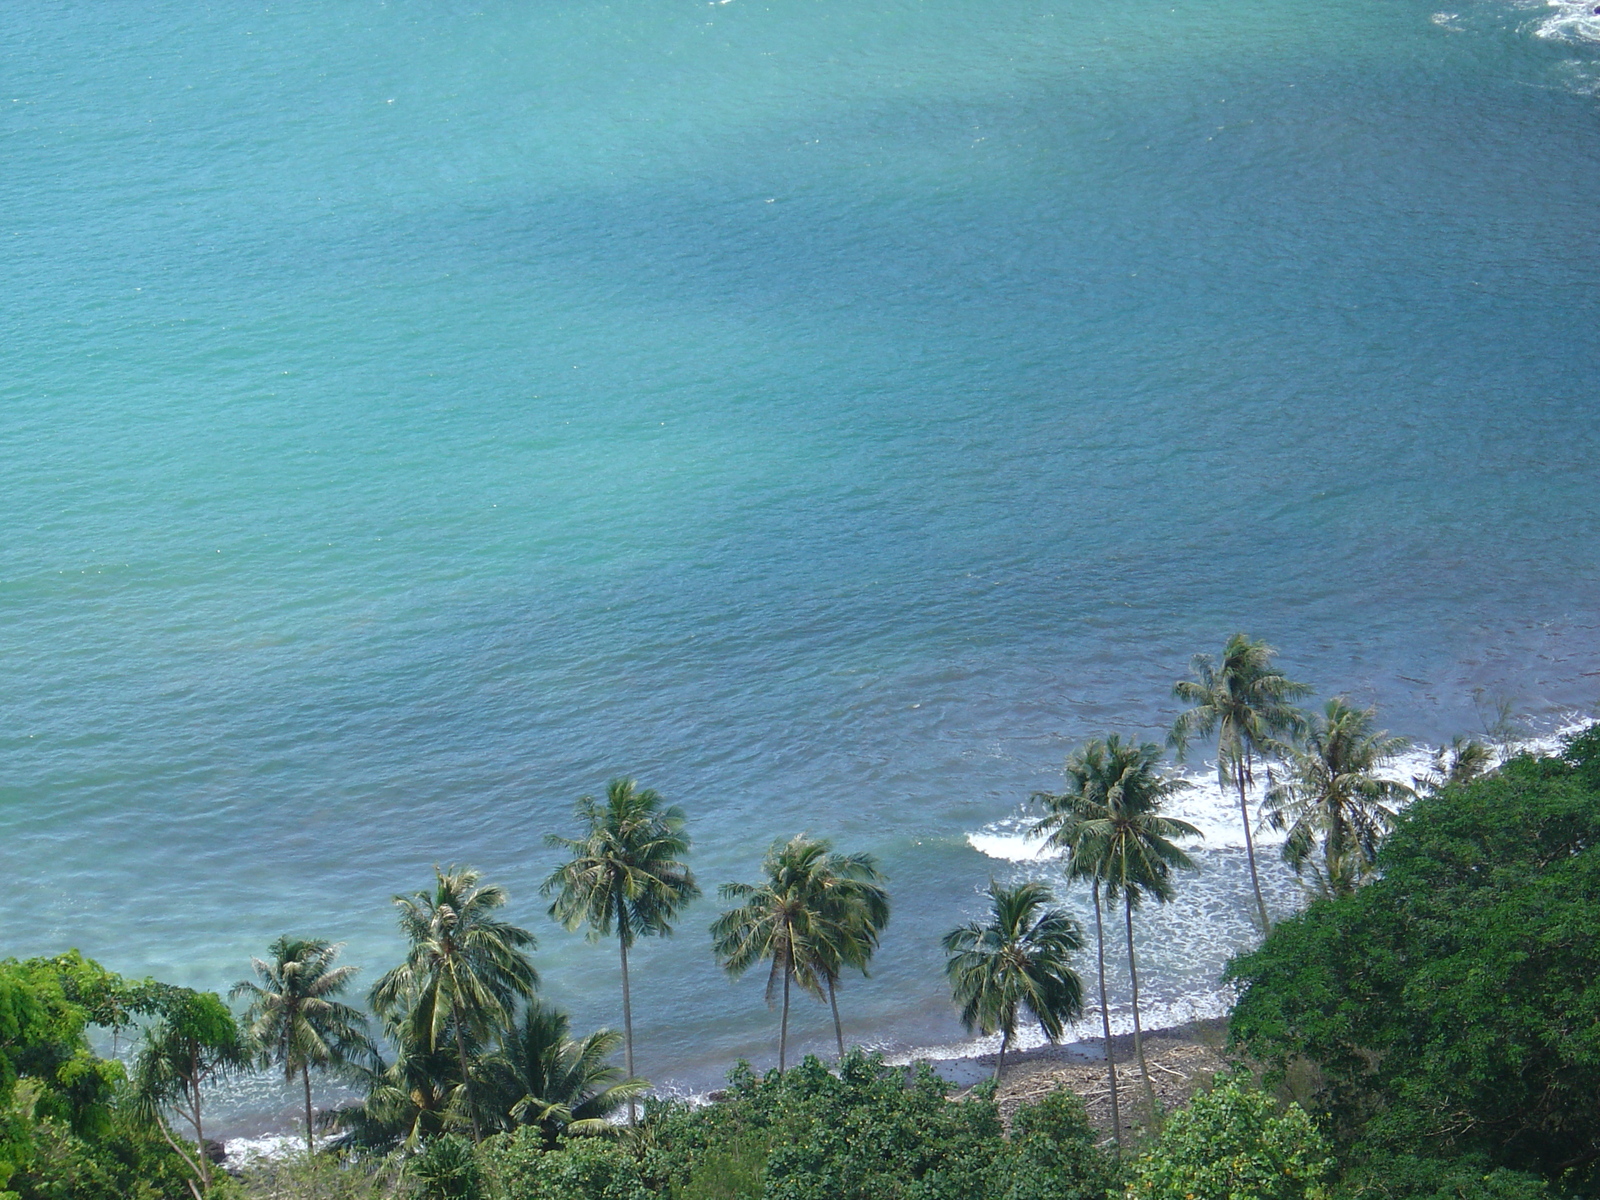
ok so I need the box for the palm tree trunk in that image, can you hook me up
[453,1006,482,1143]
[827,976,845,1058]
[1124,894,1159,1131]
[1092,883,1123,1148]
[1236,756,1270,931]
[995,1028,1010,1085]
[620,936,637,1125]
[779,960,791,1073]
[303,1064,315,1156]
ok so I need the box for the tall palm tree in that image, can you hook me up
[1171,633,1310,931]
[1264,697,1414,897]
[792,847,889,1058]
[231,937,374,1155]
[1040,735,1200,1128]
[370,866,538,1142]
[941,879,1084,1084]
[543,778,699,1123]
[711,835,881,1071]
[478,1000,647,1146]
[332,1013,466,1152]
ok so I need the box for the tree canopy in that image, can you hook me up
[1226,729,1600,1187]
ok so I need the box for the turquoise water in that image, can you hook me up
[4,0,1599,1132]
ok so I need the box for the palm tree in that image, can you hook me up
[1171,633,1310,931]
[543,778,699,1123]
[1264,697,1415,897]
[1039,735,1199,1128]
[808,852,889,1058]
[331,1013,466,1152]
[478,999,647,1145]
[941,879,1085,1084]
[231,937,374,1155]
[711,835,879,1071]
[1414,734,1492,794]
[370,866,538,1142]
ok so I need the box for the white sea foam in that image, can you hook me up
[966,718,1589,862]
[224,1133,302,1165]
[1531,0,1600,43]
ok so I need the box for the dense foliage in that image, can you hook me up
[1227,728,1600,1188]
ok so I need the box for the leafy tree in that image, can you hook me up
[1171,633,1310,930]
[1003,1088,1119,1200]
[1226,728,1600,1185]
[941,880,1085,1084]
[132,988,245,1198]
[231,936,374,1154]
[1263,699,1414,897]
[1124,1073,1333,1200]
[1036,735,1198,1128]
[477,999,645,1145]
[370,866,538,1142]
[544,778,699,1123]
[711,837,883,1072]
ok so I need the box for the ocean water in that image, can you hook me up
[3,0,1598,1134]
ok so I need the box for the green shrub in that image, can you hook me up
[1002,1089,1117,1200]
[1333,1151,1547,1200]
[1125,1074,1333,1200]
[409,1135,483,1200]
[482,1131,649,1200]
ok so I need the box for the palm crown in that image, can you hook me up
[1171,633,1310,929]
[711,834,889,1069]
[1264,696,1414,896]
[370,866,538,1141]
[942,879,1084,1082]
[231,936,373,1154]
[543,778,698,1120]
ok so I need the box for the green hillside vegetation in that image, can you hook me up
[1,638,1595,1200]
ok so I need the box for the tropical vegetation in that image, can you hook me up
[2,652,1595,1200]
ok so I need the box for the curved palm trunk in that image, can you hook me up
[1236,755,1270,932]
[1092,883,1123,1148]
[779,960,792,1073]
[453,1006,482,1143]
[827,976,845,1059]
[994,1028,1011,1085]
[1123,895,1159,1130]
[619,937,637,1125]
[303,1064,315,1156]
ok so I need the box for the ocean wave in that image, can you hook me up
[1532,0,1600,44]
[966,718,1590,861]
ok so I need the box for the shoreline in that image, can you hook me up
[223,1017,1229,1160]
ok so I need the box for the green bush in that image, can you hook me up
[1124,1074,1333,1200]
[482,1131,649,1200]
[1333,1150,1547,1200]
[409,1134,484,1200]
[1003,1090,1117,1200]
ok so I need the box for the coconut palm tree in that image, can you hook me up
[331,1014,466,1152]
[477,999,648,1146]
[793,848,889,1058]
[1414,734,1492,794]
[941,880,1084,1085]
[1264,697,1414,897]
[370,866,538,1142]
[1171,633,1310,931]
[231,937,374,1155]
[1041,735,1200,1128]
[543,778,699,1123]
[711,835,878,1071]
